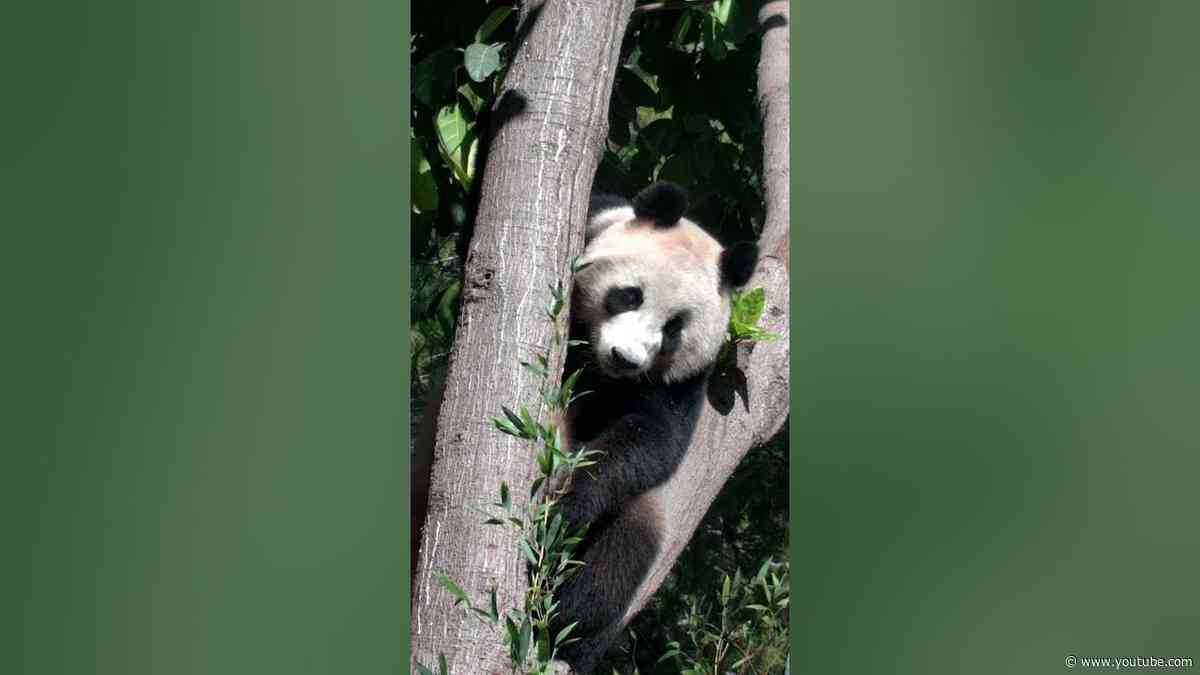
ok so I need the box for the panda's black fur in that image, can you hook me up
[550,182,758,671]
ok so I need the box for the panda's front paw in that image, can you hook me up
[556,488,600,532]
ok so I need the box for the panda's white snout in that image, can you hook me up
[611,345,646,371]
[599,313,660,376]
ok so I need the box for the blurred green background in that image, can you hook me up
[793,2,1199,673]
[2,2,407,673]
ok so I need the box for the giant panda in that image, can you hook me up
[550,181,759,671]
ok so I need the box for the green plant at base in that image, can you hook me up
[651,558,789,675]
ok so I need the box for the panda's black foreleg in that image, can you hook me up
[551,492,662,672]
[556,412,687,529]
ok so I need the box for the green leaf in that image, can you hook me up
[456,80,485,114]
[464,135,479,187]
[521,360,547,377]
[755,558,772,583]
[413,48,458,109]
[500,481,511,511]
[544,513,563,550]
[518,406,536,436]
[744,326,782,342]
[669,11,694,49]
[657,152,692,187]
[710,0,734,25]
[537,626,552,662]
[501,406,529,436]
[702,14,728,61]
[619,68,660,109]
[414,662,435,675]
[411,139,439,214]
[436,281,461,333]
[435,104,473,187]
[519,540,539,566]
[464,43,501,83]
[434,572,469,606]
[639,119,683,156]
[682,112,710,135]
[518,618,533,663]
[720,573,731,606]
[492,416,522,437]
[535,447,552,476]
[475,6,514,43]
[438,653,449,675]
[505,616,520,656]
[656,644,682,663]
[730,286,767,337]
[559,368,584,407]
[555,621,579,646]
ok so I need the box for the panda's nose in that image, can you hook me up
[611,346,642,370]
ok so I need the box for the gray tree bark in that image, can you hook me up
[581,0,792,666]
[410,2,636,672]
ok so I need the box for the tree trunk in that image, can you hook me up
[411,2,636,672]
[584,0,793,665]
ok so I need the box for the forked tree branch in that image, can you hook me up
[570,0,791,670]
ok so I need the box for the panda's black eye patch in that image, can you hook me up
[660,312,689,353]
[604,286,643,315]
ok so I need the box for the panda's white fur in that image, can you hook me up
[551,182,758,673]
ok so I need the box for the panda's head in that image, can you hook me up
[572,182,759,383]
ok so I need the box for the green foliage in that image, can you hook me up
[411,3,519,429]
[663,559,790,675]
[594,1,766,243]
[410,1,515,265]
[729,287,782,343]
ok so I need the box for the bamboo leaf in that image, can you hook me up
[555,620,579,646]
[519,540,539,566]
[517,617,533,663]
[434,572,469,606]
[475,6,514,42]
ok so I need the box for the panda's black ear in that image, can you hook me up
[632,181,687,227]
[720,242,759,288]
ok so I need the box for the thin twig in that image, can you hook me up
[632,0,720,16]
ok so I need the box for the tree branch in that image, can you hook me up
[575,0,792,668]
